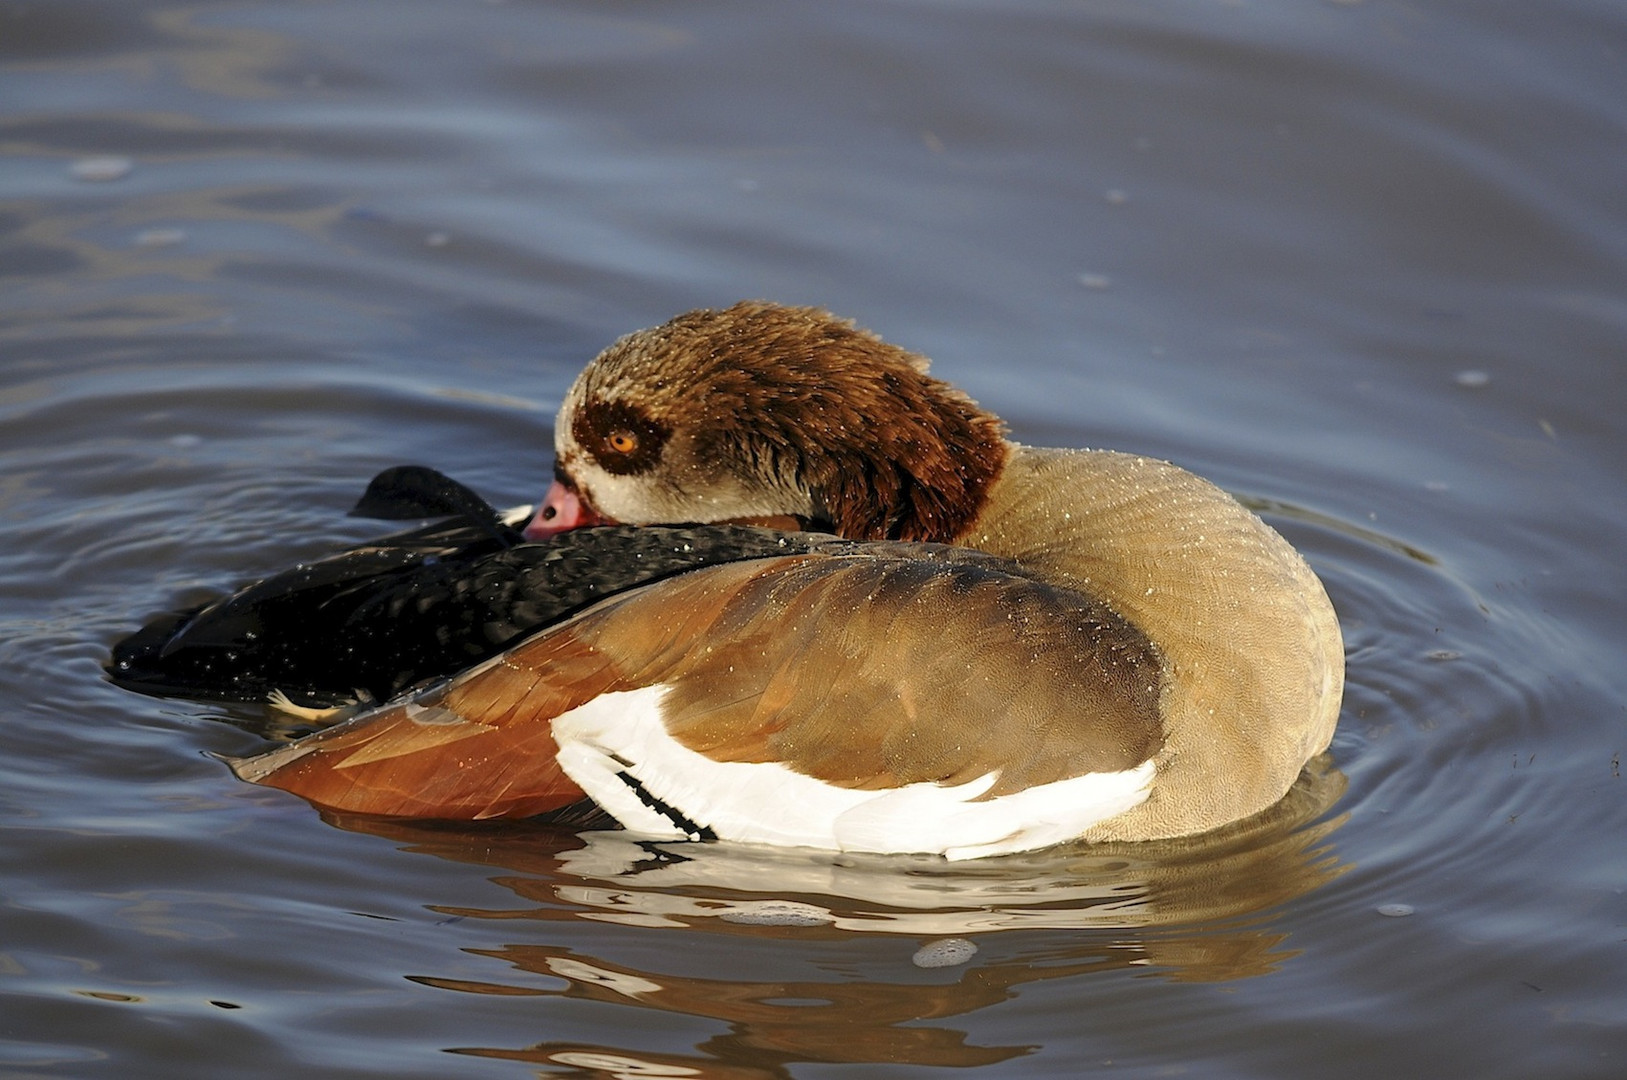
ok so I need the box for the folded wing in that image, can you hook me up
[228,548,1167,853]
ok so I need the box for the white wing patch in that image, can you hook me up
[550,687,1155,861]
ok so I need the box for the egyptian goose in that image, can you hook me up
[221,302,1343,859]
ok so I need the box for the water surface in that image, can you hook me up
[3,1,1625,1077]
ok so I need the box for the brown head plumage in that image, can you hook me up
[553,301,1010,541]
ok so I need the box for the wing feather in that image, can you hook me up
[229,549,1165,834]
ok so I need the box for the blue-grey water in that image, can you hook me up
[3,1,1625,1077]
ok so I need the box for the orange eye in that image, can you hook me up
[607,430,638,454]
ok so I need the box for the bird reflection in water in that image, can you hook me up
[322,756,1346,1076]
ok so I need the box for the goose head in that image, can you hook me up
[524,301,1010,543]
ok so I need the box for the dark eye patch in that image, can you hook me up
[574,397,670,476]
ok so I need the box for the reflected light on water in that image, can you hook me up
[315,760,1346,1073]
